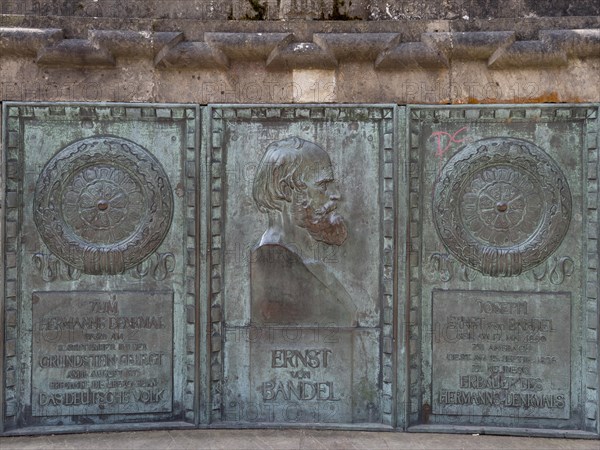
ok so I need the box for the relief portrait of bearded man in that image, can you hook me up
[250,137,357,326]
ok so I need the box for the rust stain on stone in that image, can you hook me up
[459,92,583,104]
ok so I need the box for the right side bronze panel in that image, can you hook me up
[407,105,599,434]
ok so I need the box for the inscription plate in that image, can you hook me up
[224,327,380,424]
[223,327,382,423]
[432,291,571,419]
[32,291,173,416]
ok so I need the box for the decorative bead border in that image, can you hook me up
[2,104,22,431]
[584,106,599,434]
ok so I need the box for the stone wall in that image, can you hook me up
[1,1,599,21]
[1,8,599,104]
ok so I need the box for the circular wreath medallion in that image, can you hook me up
[34,137,173,275]
[433,137,571,277]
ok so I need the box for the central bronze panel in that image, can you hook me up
[208,105,399,426]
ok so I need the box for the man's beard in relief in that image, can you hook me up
[293,191,348,246]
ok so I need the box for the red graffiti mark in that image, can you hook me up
[430,127,469,159]
[429,127,471,194]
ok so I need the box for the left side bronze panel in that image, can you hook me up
[1,103,201,433]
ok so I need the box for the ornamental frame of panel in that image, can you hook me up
[407,108,423,427]
[584,106,599,435]
[1,104,22,432]
[207,105,397,426]
[0,103,199,433]
[407,104,599,436]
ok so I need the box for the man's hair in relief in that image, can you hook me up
[253,137,328,213]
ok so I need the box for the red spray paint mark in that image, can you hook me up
[430,127,469,159]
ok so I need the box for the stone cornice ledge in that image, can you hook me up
[0,27,598,70]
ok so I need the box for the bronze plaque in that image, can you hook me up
[2,103,199,431]
[209,105,400,426]
[432,291,570,419]
[32,291,173,416]
[408,105,598,432]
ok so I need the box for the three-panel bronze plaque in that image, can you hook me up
[1,103,598,437]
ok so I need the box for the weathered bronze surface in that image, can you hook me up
[432,290,571,419]
[209,105,398,426]
[32,291,173,416]
[34,136,174,275]
[409,105,598,432]
[1,103,597,437]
